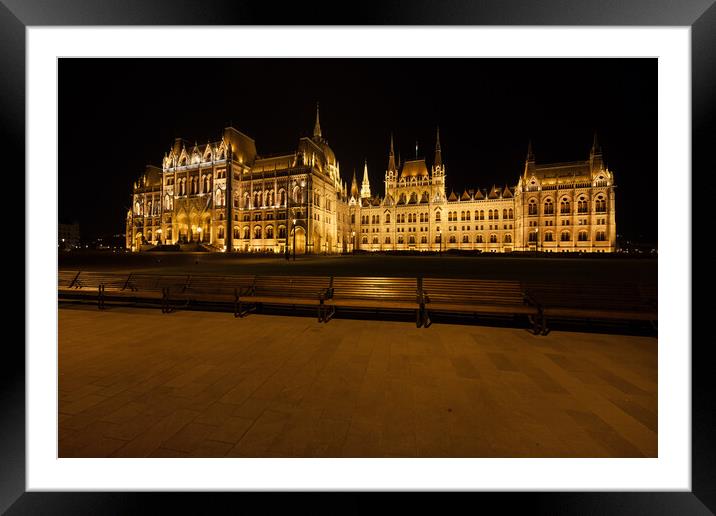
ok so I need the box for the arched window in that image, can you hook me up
[476,235,483,243]
[596,230,606,241]
[449,235,456,243]
[504,234,512,243]
[560,198,571,214]
[216,188,224,207]
[233,227,240,239]
[409,235,416,244]
[243,193,250,209]
[544,231,554,242]
[494,210,499,220]
[462,235,469,243]
[528,231,537,242]
[399,193,406,204]
[243,227,250,239]
[398,235,404,244]
[528,200,537,216]
[254,192,261,208]
[508,208,514,219]
[385,213,391,223]
[480,210,485,220]
[421,191,429,203]
[266,226,274,239]
[578,231,588,241]
[385,236,391,244]
[293,186,301,203]
[460,211,465,221]
[488,209,493,220]
[490,234,497,243]
[372,236,379,244]
[503,209,508,219]
[595,195,606,213]
[435,211,441,222]
[351,213,355,224]
[409,192,418,203]
[362,236,368,244]
[544,199,554,215]
[254,226,263,239]
[218,227,225,239]
[578,196,587,213]
[466,211,471,221]
[561,231,571,241]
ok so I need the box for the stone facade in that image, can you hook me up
[127,108,616,253]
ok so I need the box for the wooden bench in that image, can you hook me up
[58,270,81,289]
[421,278,541,332]
[323,276,423,326]
[58,271,131,309]
[242,275,333,321]
[121,273,191,312]
[525,282,657,334]
[181,275,256,317]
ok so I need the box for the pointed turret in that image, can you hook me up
[313,102,322,140]
[434,126,442,167]
[590,132,604,173]
[360,159,371,199]
[387,133,397,172]
[350,169,359,199]
[524,139,536,177]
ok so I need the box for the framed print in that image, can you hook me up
[5,0,711,513]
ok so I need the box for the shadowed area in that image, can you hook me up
[59,306,657,458]
[58,252,658,285]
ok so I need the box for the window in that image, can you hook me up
[398,235,404,244]
[462,235,469,243]
[243,227,250,239]
[233,227,240,239]
[254,226,262,239]
[560,198,571,214]
[362,236,368,244]
[488,209,493,220]
[372,237,379,244]
[421,236,427,244]
[544,199,554,215]
[476,235,483,243]
[528,232,537,243]
[489,234,497,243]
[596,196,606,213]
[385,213,391,223]
[508,208,513,219]
[544,231,554,242]
[504,234,512,243]
[449,235,456,243]
[578,231,588,241]
[596,230,606,241]
[435,211,441,222]
[218,227,224,239]
[351,213,355,224]
[561,231,571,241]
[528,200,537,215]
[266,226,274,239]
[460,211,465,221]
[385,236,391,244]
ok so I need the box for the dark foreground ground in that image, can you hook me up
[59,251,658,286]
[59,306,657,458]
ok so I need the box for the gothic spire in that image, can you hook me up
[313,102,322,139]
[387,133,397,172]
[434,126,442,167]
[350,169,359,199]
[361,159,371,199]
[591,131,602,155]
[526,139,535,162]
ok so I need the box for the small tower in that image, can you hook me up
[431,127,446,199]
[385,133,398,198]
[523,139,536,177]
[360,159,371,199]
[313,102,322,141]
[589,132,604,173]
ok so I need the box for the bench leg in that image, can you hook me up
[323,306,335,323]
[423,308,432,328]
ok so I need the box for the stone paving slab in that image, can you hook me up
[58,306,657,458]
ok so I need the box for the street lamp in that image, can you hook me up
[351,231,355,255]
[292,218,297,261]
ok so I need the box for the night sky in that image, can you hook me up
[59,58,656,243]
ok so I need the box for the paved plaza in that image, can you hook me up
[58,306,657,458]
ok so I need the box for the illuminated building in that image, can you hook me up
[126,106,616,253]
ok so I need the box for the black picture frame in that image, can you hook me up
[4,1,709,513]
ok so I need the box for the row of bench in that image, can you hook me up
[58,271,657,334]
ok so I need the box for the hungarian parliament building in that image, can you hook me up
[126,107,616,254]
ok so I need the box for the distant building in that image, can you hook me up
[126,106,616,253]
[58,222,80,249]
